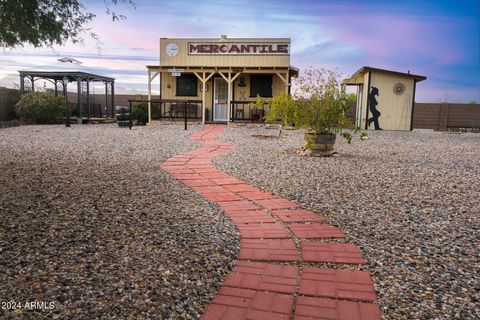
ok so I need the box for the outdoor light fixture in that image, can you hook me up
[63,76,70,127]
[238,77,246,87]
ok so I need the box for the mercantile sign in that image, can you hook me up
[188,42,290,55]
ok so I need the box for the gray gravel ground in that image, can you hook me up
[0,124,239,320]
[214,125,480,320]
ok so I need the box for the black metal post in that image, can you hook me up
[104,82,108,118]
[63,78,70,127]
[77,78,82,124]
[184,101,187,130]
[111,81,115,119]
[20,75,24,95]
[129,100,132,130]
[86,80,90,121]
[159,100,162,120]
[66,97,70,127]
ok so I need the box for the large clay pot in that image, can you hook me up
[303,132,336,156]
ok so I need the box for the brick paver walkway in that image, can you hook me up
[162,125,381,320]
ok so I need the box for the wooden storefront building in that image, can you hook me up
[146,36,298,124]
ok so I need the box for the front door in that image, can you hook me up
[214,78,228,121]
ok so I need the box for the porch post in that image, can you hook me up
[219,71,241,126]
[194,71,215,125]
[147,69,159,125]
[275,71,289,94]
[285,70,289,93]
[201,72,206,124]
[227,72,232,126]
[147,69,152,125]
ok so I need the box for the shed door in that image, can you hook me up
[356,85,363,128]
[214,78,228,121]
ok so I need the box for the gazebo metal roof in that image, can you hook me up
[19,58,115,82]
[18,57,116,121]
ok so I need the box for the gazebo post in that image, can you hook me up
[54,80,58,96]
[111,81,115,118]
[31,76,35,92]
[20,75,24,95]
[63,76,70,127]
[77,78,82,124]
[86,80,90,120]
[104,81,108,117]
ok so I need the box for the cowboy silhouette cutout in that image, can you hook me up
[367,86,382,130]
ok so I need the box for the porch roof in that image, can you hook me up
[146,65,299,77]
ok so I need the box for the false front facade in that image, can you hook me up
[146,36,298,124]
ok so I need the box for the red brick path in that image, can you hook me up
[162,125,381,320]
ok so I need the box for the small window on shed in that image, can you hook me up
[250,75,273,97]
[176,74,197,96]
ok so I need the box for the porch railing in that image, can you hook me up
[230,101,269,122]
[150,99,203,120]
[126,99,269,123]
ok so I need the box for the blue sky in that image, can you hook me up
[0,0,478,102]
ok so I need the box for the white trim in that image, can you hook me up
[213,78,228,121]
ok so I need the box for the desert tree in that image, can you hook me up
[0,0,134,48]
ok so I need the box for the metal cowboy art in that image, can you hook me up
[367,86,382,130]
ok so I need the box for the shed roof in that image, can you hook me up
[343,66,426,85]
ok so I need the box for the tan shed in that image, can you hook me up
[343,67,426,131]
[147,35,298,124]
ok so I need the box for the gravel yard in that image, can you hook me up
[0,124,239,319]
[214,125,480,320]
[1,123,478,320]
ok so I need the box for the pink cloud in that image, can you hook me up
[322,13,471,68]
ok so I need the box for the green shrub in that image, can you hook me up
[263,92,297,127]
[5,88,21,120]
[132,101,148,125]
[15,92,66,124]
[264,68,366,143]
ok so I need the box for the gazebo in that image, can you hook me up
[18,57,115,123]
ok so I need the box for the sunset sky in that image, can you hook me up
[0,0,478,102]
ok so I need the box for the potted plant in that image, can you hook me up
[264,68,365,156]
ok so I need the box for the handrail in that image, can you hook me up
[128,99,202,123]
[230,100,269,122]
[124,99,269,123]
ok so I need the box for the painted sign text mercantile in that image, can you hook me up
[188,42,289,55]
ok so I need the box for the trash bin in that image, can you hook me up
[116,106,130,127]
